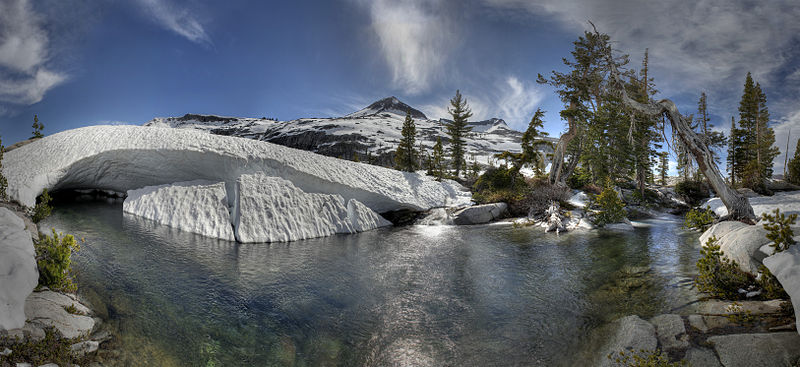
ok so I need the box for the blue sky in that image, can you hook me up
[1,0,799,174]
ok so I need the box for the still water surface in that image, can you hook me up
[42,198,701,366]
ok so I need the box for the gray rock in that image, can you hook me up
[0,208,38,331]
[688,314,709,333]
[696,299,784,315]
[649,314,688,351]
[702,316,733,330]
[603,218,635,231]
[763,245,800,335]
[708,332,800,367]
[1,348,11,356]
[765,180,800,192]
[23,291,95,339]
[598,315,658,367]
[37,364,59,367]
[701,222,771,274]
[15,363,32,367]
[71,340,99,356]
[684,347,722,367]
[736,187,760,198]
[452,203,508,225]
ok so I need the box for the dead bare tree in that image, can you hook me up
[605,52,756,222]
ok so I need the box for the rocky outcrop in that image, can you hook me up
[763,245,800,335]
[699,221,770,274]
[707,332,800,367]
[597,316,658,367]
[452,203,508,225]
[649,314,688,352]
[0,208,38,331]
[22,290,95,340]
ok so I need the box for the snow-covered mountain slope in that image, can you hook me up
[3,125,470,212]
[144,97,558,167]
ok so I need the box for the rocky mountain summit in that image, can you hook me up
[144,97,557,168]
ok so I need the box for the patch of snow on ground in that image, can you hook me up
[702,191,800,218]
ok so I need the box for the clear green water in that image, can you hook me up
[41,198,701,366]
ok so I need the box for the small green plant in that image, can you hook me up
[594,179,626,226]
[0,327,80,366]
[724,302,756,324]
[761,208,797,252]
[607,349,685,367]
[695,236,754,299]
[757,265,789,300]
[64,303,81,315]
[35,229,81,292]
[684,206,716,231]
[32,189,53,223]
[31,114,44,139]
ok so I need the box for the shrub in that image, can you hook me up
[761,208,797,252]
[695,236,754,299]
[35,229,81,292]
[674,180,710,206]
[567,166,592,190]
[684,206,716,231]
[517,177,569,217]
[472,167,530,215]
[0,327,81,366]
[757,265,789,300]
[594,180,626,226]
[607,349,685,367]
[32,189,53,223]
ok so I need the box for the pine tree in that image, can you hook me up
[658,152,669,186]
[694,93,727,171]
[520,108,550,176]
[431,137,445,181]
[0,135,7,200]
[394,110,418,172]
[787,139,800,185]
[736,73,779,188]
[445,90,473,177]
[32,114,44,139]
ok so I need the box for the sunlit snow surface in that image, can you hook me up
[702,191,800,218]
[3,126,470,242]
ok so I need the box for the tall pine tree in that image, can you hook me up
[520,108,550,176]
[787,138,800,185]
[431,137,446,181]
[736,73,779,189]
[394,110,418,172]
[445,90,473,177]
[657,151,669,186]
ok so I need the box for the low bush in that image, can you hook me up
[472,167,531,215]
[567,166,592,190]
[0,327,82,366]
[757,265,789,300]
[593,180,626,226]
[761,208,797,252]
[684,206,715,231]
[32,189,53,223]
[674,180,710,206]
[35,229,81,292]
[695,236,754,299]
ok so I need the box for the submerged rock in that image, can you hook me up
[684,347,722,367]
[597,315,657,367]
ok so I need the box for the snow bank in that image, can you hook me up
[3,125,470,212]
[233,174,391,243]
[0,208,38,331]
[703,191,800,218]
[123,181,236,241]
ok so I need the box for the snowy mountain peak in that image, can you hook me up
[439,117,511,133]
[346,96,428,120]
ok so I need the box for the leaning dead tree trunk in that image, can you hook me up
[549,100,578,185]
[608,63,756,222]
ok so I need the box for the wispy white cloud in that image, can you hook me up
[421,75,544,127]
[0,0,67,105]
[359,0,457,95]
[136,0,211,46]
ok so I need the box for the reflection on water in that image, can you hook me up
[42,199,701,366]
